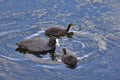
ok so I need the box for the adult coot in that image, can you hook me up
[61,48,78,68]
[45,23,74,38]
[16,36,57,60]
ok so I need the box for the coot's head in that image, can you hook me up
[48,36,60,47]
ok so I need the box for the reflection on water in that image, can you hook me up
[0,0,120,80]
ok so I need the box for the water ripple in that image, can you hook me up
[13,30,107,69]
[25,31,45,39]
[0,55,29,61]
[0,29,107,69]
[73,31,107,51]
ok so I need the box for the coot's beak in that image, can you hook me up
[71,25,77,28]
[71,25,81,30]
[56,39,60,47]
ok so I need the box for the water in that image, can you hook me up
[0,0,120,80]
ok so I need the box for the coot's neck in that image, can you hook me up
[48,37,56,47]
[65,24,72,32]
[62,48,67,55]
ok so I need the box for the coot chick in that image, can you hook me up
[45,23,74,38]
[61,48,78,69]
[16,36,57,60]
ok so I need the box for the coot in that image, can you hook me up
[16,36,57,60]
[45,23,74,38]
[61,48,78,68]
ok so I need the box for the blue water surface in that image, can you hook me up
[0,0,120,80]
